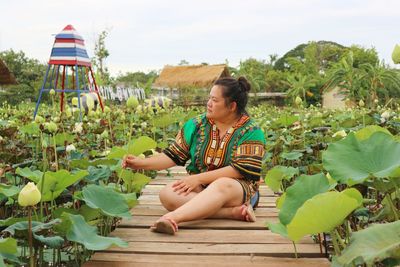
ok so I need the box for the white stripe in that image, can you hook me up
[50,56,91,62]
[53,43,86,50]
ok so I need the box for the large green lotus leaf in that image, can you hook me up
[267,222,288,238]
[82,184,131,218]
[132,173,151,192]
[354,125,391,141]
[107,146,126,159]
[323,132,400,186]
[40,170,88,201]
[0,183,19,197]
[287,188,362,242]
[16,167,43,183]
[19,122,40,136]
[55,133,75,146]
[337,220,400,266]
[0,238,17,255]
[265,166,299,192]
[151,114,176,128]
[70,158,90,169]
[276,193,286,209]
[65,214,128,250]
[272,114,299,128]
[128,136,157,156]
[32,233,64,248]
[4,219,61,235]
[279,173,329,225]
[84,166,112,183]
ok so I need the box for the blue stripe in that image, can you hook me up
[50,48,89,58]
[55,33,83,40]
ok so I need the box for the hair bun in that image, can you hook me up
[237,76,251,93]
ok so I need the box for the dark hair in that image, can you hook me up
[214,76,251,115]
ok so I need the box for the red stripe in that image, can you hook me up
[63,25,76,31]
[48,60,91,67]
[54,39,84,45]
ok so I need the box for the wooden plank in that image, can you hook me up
[85,254,330,267]
[130,206,278,217]
[102,242,323,257]
[109,228,314,244]
[119,215,277,229]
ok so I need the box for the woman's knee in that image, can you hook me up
[159,183,178,211]
[209,177,237,194]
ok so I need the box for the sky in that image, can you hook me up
[1,0,400,76]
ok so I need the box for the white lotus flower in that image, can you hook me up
[66,144,76,152]
[332,130,347,138]
[18,182,41,207]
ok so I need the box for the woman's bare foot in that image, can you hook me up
[231,204,256,222]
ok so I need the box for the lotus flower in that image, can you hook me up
[18,182,41,207]
[127,96,139,109]
[66,144,76,152]
[392,44,400,64]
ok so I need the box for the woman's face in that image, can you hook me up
[206,85,236,120]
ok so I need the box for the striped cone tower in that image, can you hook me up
[34,24,104,120]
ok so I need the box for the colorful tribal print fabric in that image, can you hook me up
[164,113,266,183]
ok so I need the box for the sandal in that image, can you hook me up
[150,216,178,235]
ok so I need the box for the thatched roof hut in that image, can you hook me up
[0,59,17,85]
[153,64,230,89]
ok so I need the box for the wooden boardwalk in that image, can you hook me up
[84,166,330,266]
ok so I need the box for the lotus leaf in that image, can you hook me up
[287,188,362,242]
[16,167,43,184]
[354,125,391,141]
[39,170,88,201]
[267,222,288,238]
[65,214,128,250]
[265,166,298,192]
[82,184,131,218]
[128,136,157,156]
[337,221,400,266]
[279,173,329,225]
[0,238,17,255]
[323,132,400,185]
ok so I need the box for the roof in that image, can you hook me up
[48,24,91,66]
[0,59,17,85]
[153,64,230,88]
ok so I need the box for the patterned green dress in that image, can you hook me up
[164,113,266,204]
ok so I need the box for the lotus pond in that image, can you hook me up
[0,100,399,266]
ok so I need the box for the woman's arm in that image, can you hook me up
[196,166,243,184]
[123,152,176,171]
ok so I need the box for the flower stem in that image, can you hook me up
[28,207,35,267]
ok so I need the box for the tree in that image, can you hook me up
[0,49,46,104]
[359,63,400,106]
[284,73,316,104]
[92,29,111,86]
[236,58,269,92]
[178,59,189,66]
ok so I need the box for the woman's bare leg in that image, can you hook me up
[159,180,252,221]
[160,177,244,224]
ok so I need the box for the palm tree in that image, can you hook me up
[359,63,400,106]
[284,73,316,105]
[324,52,365,101]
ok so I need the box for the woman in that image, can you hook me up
[122,77,266,235]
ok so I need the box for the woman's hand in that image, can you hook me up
[172,176,201,196]
[122,154,144,170]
